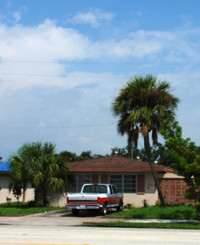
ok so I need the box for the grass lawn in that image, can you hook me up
[85,206,200,229]
[105,206,197,220]
[0,202,64,216]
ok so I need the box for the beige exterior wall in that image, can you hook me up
[119,172,184,207]
[0,175,67,206]
[1,171,184,207]
[48,192,67,207]
[0,175,34,204]
[123,192,157,207]
[123,173,158,207]
[66,172,159,207]
[160,172,184,179]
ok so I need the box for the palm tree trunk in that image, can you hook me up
[144,132,165,207]
[131,141,134,159]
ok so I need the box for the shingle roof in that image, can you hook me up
[0,162,11,173]
[68,156,173,173]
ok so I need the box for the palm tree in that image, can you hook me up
[10,142,69,206]
[27,142,69,206]
[9,150,31,202]
[112,75,179,206]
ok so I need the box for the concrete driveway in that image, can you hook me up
[0,209,197,227]
[0,209,116,227]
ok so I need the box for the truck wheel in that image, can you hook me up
[117,201,123,212]
[100,203,107,216]
[72,209,79,216]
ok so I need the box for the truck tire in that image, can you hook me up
[100,203,107,216]
[117,201,123,212]
[72,209,79,216]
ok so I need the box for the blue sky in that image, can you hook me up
[0,0,200,160]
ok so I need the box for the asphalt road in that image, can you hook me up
[0,210,200,245]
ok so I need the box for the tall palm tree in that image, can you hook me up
[112,75,179,206]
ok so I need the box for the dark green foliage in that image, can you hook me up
[9,142,69,206]
[58,150,102,162]
[10,182,22,205]
[106,206,197,220]
[111,145,146,160]
[112,75,179,150]
[161,122,200,220]
[112,75,179,206]
[9,151,31,202]
[0,202,63,216]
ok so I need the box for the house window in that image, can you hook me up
[78,175,91,191]
[70,174,91,192]
[110,175,136,193]
[124,175,136,193]
[110,175,122,192]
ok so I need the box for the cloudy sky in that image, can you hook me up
[0,0,200,160]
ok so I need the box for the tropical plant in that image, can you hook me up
[10,142,69,206]
[26,142,69,206]
[161,121,200,220]
[9,151,31,202]
[112,75,179,206]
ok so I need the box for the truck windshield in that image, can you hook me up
[82,185,107,193]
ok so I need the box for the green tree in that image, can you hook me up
[9,181,22,206]
[79,151,93,160]
[58,150,101,162]
[59,150,78,162]
[112,75,179,206]
[26,142,69,206]
[111,145,145,160]
[161,122,200,220]
[10,142,69,206]
[9,151,31,202]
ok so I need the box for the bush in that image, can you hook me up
[123,204,136,209]
[142,199,148,208]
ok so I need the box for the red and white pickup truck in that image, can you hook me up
[66,183,123,216]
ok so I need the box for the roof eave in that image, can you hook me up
[68,169,172,173]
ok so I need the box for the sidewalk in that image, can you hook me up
[0,209,198,227]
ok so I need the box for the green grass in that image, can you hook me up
[0,202,64,216]
[106,206,197,220]
[85,221,200,229]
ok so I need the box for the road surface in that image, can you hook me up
[0,210,199,245]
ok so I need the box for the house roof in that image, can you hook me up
[68,156,173,173]
[0,162,11,173]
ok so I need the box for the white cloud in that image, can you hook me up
[79,137,92,143]
[13,11,21,22]
[67,9,114,27]
[0,19,200,97]
[0,19,92,60]
[1,18,200,159]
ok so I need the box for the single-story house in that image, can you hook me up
[67,156,193,207]
[0,160,66,206]
[0,160,34,204]
[0,156,193,207]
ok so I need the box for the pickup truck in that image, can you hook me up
[66,183,123,216]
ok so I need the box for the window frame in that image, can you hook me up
[109,174,137,193]
[70,174,91,192]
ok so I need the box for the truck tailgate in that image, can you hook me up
[67,193,99,203]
